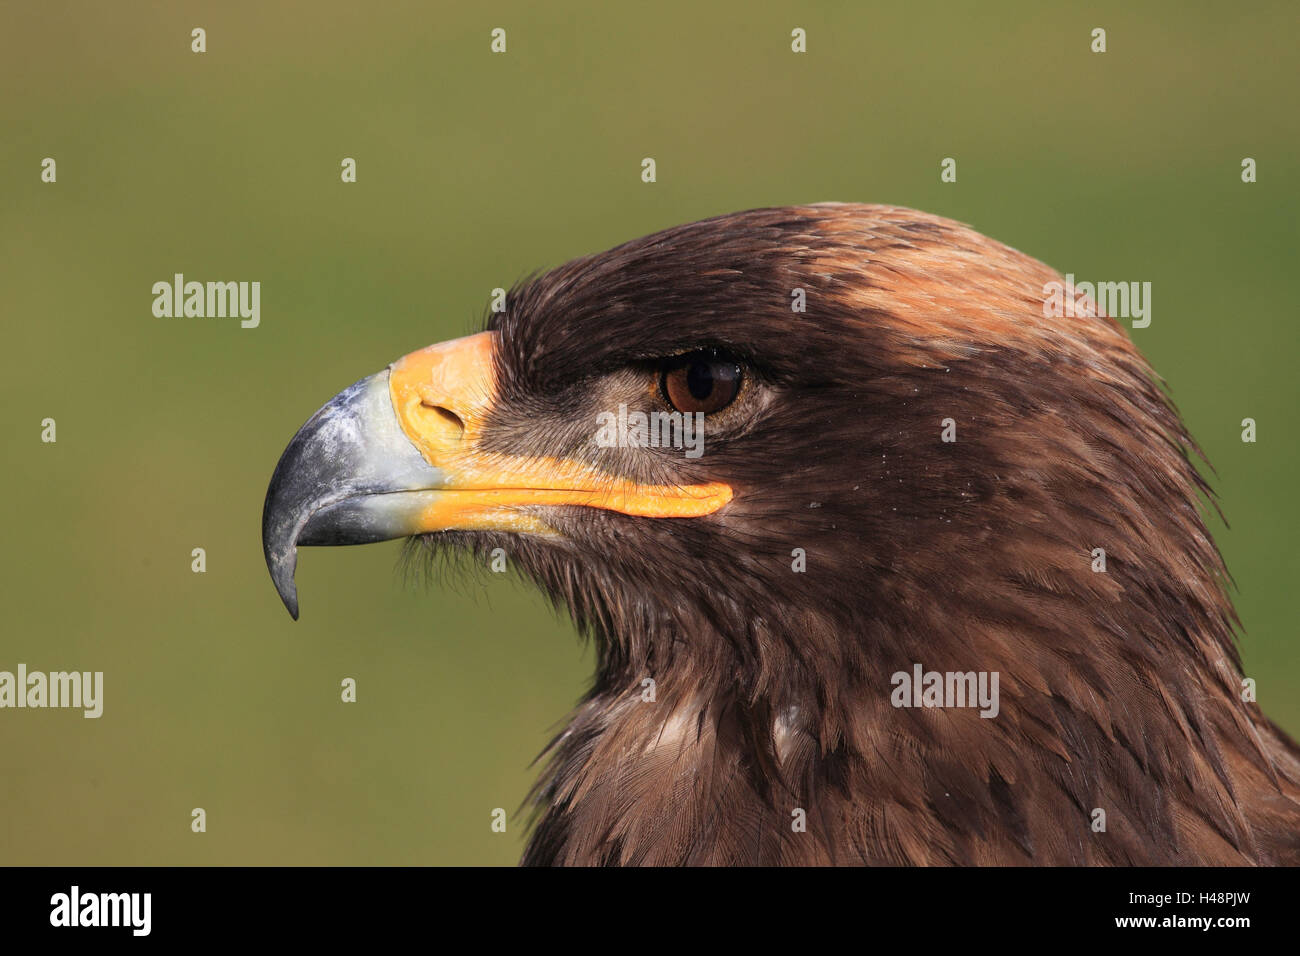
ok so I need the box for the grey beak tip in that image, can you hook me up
[262,369,438,622]
[280,580,301,621]
[265,544,302,620]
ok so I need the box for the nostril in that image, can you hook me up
[424,404,465,435]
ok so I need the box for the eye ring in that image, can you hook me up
[660,350,744,415]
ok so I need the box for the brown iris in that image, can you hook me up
[660,350,743,414]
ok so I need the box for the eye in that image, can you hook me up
[660,350,744,415]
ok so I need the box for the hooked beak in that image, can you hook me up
[261,332,732,619]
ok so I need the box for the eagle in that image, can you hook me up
[262,203,1300,865]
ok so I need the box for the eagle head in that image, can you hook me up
[262,204,1300,865]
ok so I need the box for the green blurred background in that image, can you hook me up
[1,1,1296,865]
